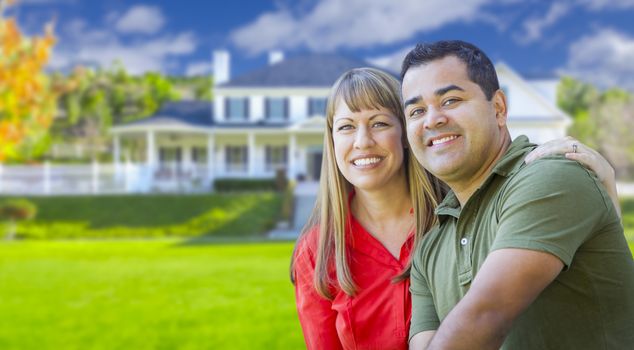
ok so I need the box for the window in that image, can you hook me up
[225,146,248,172]
[225,98,249,120]
[158,147,182,172]
[308,97,327,117]
[265,145,288,172]
[191,147,208,164]
[159,147,181,163]
[265,97,288,120]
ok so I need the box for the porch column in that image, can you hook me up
[207,134,215,188]
[248,132,256,176]
[146,130,156,191]
[146,130,156,166]
[113,134,121,178]
[288,133,296,181]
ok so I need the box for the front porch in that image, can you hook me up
[108,126,324,193]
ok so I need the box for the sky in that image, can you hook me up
[9,0,634,90]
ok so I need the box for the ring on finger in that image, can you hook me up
[572,143,578,153]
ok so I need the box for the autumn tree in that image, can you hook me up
[0,0,57,161]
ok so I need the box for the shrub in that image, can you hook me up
[0,199,37,221]
[0,199,38,240]
[214,178,277,192]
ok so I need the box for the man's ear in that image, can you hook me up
[493,89,508,127]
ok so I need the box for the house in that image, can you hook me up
[109,51,571,192]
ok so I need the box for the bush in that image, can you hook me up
[0,199,37,221]
[3,194,282,240]
[214,178,277,192]
[0,199,38,240]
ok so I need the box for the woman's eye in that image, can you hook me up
[337,124,353,131]
[372,122,388,128]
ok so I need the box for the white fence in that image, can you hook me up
[0,162,213,195]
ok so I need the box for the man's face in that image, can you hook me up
[401,56,507,184]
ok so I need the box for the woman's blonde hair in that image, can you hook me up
[291,67,445,299]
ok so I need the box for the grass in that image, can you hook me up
[0,197,630,350]
[1,194,282,239]
[0,239,304,350]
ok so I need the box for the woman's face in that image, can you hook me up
[332,99,406,192]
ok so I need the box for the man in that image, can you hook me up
[401,40,634,349]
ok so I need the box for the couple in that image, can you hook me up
[292,40,634,349]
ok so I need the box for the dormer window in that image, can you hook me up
[265,97,288,120]
[308,97,327,117]
[226,97,249,121]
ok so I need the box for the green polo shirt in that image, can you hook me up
[410,136,634,349]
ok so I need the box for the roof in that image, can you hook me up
[111,100,299,131]
[220,53,393,88]
[120,100,213,128]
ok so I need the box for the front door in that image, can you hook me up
[307,151,322,181]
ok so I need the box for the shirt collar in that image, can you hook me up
[435,135,536,220]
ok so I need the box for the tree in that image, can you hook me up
[558,77,634,179]
[50,65,180,160]
[0,0,56,161]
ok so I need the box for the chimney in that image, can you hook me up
[213,50,230,85]
[268,50,284,65]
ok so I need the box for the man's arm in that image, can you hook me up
[425,248,563,350]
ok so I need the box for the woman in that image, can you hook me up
[291,67,619,350]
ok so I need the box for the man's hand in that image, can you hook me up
[409,331,435,350]
[423,248,563,350]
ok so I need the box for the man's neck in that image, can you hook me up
[451,137,512,207]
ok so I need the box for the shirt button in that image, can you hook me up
[460,238,468,246]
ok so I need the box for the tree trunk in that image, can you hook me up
[4,220,16,240]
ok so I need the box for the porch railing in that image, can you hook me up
[0,162,213,195]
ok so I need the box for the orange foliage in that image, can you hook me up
[0,2,57,161]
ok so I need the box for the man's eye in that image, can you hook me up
[409,108,425,118]
[442,98,459,106]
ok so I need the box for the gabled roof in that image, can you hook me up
[220,53,392,88]
[112,101,213,131]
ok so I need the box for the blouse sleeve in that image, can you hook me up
[293,239,343,350]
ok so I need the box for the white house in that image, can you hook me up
[109,51,571,191]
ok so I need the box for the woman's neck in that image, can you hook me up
[351,180,413,258]
[352,185,411,223]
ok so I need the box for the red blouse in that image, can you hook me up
[294,213,414,350]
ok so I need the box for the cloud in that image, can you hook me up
[230,0,491,55]
[516,2,570,44]
[49,17,196,75]
[561,28,634,90]
[114,5,165,34]
[17,0,75,4]
[185,61,212,76]
[577,0,634,10]
[366,46,414,74]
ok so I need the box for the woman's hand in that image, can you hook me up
[525,137,621,218]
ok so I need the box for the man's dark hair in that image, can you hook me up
[400,40,500,100]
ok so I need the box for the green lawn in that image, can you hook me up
[3,194,282,239]
[0,197,631,350]
[0,239,304,350]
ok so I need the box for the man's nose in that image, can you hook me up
[424,107,448,130]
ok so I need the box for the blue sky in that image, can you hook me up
[10,0,634,90]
